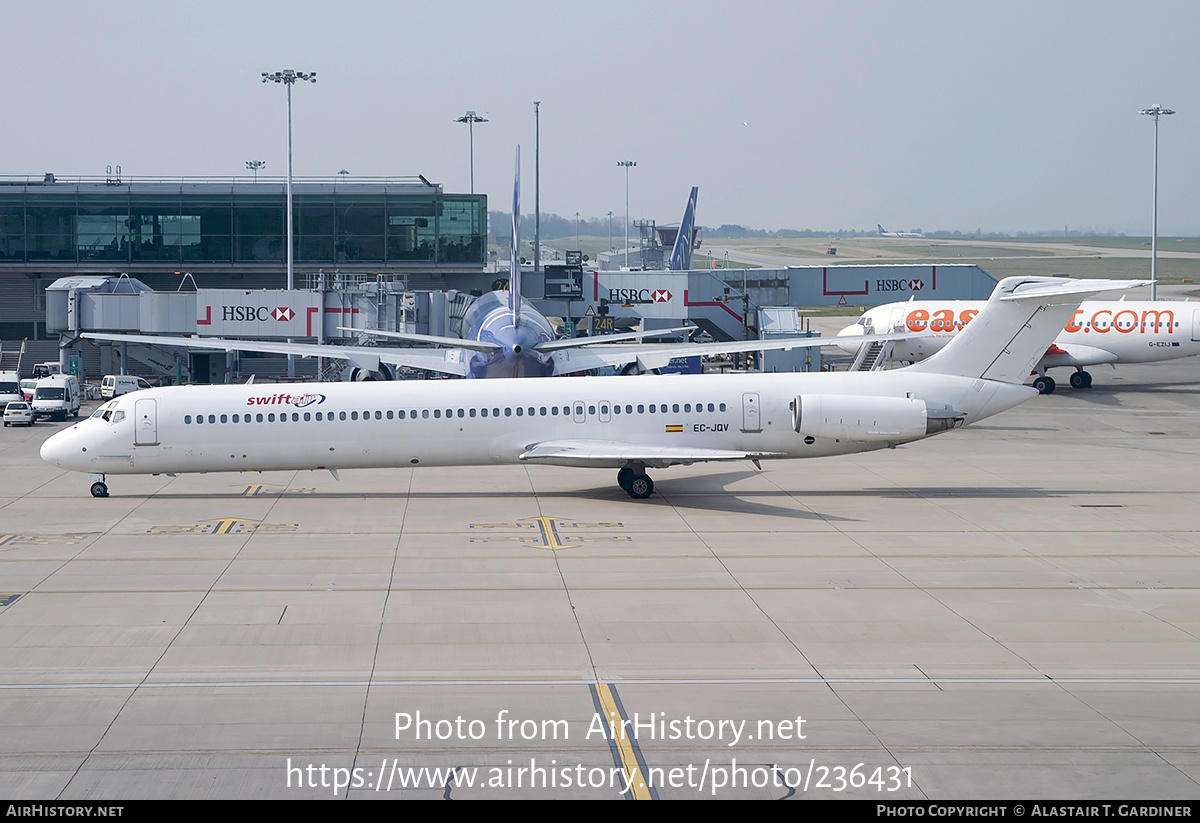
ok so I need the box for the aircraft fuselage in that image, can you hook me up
[41,371,1030,479]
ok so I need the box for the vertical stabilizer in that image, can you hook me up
[668,187,699,270]
[510,147,521,324]
[909,277,1148,383]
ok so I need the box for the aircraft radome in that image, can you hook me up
[41,276,1144,499]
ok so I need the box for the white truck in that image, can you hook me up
[32,375,81,421]
[0,371,21,406]
[101,375,153,399]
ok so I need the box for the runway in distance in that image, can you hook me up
[877,224,923,238]
[84,174,875,378]
[42,276,1144,499]
[837,298,1200,393]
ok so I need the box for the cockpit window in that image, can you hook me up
[90,401,125,424]
[91,401,116,419]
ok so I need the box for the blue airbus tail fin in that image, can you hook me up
[668,187,699,270]
[510,146,521,324]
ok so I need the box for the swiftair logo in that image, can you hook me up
[245,392,327,407]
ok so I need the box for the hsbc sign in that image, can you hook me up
[877,279,925,293]
[219,306,296,322]
[198,290,320,337]
[607,287,674,304]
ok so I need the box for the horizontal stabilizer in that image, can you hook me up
[998,278,1151,302]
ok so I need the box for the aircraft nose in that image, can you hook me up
[834,322,867,354]
[40,432,63,466]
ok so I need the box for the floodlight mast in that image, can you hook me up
[534,101,541,278]
[262,69,316,378]
[617,161,636,268]
[1139,103,1174,301]
[455,111,488,194]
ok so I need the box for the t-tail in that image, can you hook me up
[908,277,1150,383]
[668,186,699,270]
[510,146,521,325]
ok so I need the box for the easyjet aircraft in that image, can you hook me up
[42,277,1143,499]
[838,298,1200,393]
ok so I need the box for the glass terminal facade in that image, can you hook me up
[0,179,486,270]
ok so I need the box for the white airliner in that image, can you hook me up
[837,298,1200,393]
[877,224,924,238]
[42,276,1143,499]
[84,179,833,378]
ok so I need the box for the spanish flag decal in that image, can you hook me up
[665,424,683,433]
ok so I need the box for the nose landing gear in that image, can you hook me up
[89,474,109,498]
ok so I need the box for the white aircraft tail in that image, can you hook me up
[909,277,1149,383]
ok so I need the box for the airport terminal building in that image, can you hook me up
[0,174,998,383]
[0,174,488,344]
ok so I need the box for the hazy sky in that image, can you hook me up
[3,0,1197,234]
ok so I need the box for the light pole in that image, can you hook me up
[1139,103,1175,301]
[617,160,636,268]
[245,160,265,182]
[534,101,541,277]
[575,212,581,250]
[607,211,614,251]
[455,111,488,194]
[263,68,316,378]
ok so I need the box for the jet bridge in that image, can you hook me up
[536,263,997,344]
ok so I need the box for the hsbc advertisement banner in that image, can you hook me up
[196,290,323,338]
[581,272,687,319]
[805,264,995,305]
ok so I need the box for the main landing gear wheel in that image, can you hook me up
[1032,375,1056,395]
[616,467,635,491]
[627,474,655,500]
[1069,370,1092,389]
[90,481,109,498]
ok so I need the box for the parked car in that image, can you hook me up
[3,401,35,427]
[20,379,37,401]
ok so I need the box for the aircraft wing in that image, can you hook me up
[533,325,696,352]
[519,439,784,469]
[81,332,471,377]
[335,326,500,354]
[546,331,920,375]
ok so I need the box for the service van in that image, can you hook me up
[101,374,153,399]
[0,370,21,406]
[32,362,62,379]
[32,375,81,421]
